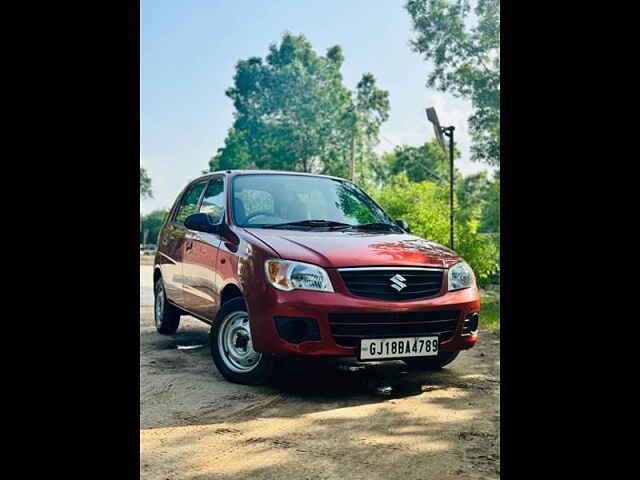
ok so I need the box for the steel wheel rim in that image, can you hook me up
[154,282,164,328]
[218,311,261,373]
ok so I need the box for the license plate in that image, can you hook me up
[359,336,439,361]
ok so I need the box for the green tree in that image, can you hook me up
[371,174,450,241]
[212,33,389,176]
[140,209,169,244]
[341,73,390,182]
[406,0,500,166]
[455,170,499,234]
[455,170,499,283]
[208,128,253,172]
[140,167,153,199]
[479,170,499,233]
[457,171,488,215]
[385,139,460,183]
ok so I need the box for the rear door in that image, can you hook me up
[161,180,208,308]
[181,176,225,320]
[156,194,186,305]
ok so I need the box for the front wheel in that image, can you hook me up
[210,297,276,385]
[403,351,460,370]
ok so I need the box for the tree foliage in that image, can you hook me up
[209,33,389,177]
[479,170,499,233]
[383,139,461,184]
[140,167,153,199]
[457,171,488,216]
[406,0,500,165]
[140,209,169,244]
[208,128,253,172]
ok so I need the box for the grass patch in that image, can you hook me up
[480,287,500,332]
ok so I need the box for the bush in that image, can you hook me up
[368,174,499,286]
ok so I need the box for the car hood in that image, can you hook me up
[243,228,461,269]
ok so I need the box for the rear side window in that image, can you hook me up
[175,182,207,224]
[199,178,225,224]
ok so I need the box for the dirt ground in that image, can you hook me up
[140,267,500,480]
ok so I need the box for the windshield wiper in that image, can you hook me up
[337,222,403,232]
[262,219,353,229]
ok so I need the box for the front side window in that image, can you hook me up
[175,182,207,224]
[231,174,393,228]
[199,178,225,224]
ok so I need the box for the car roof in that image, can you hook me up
[190,169,350,185]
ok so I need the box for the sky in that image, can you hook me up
[141,0,492,214]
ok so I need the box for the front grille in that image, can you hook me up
[328,310,460,348]
[339,267,444,301]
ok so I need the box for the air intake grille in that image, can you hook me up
[328,310,460,348]
[339,268,444,301]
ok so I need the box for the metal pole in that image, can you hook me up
[446,126,455,250]
[425,107,455,248]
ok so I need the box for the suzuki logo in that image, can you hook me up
[390,274,407,292]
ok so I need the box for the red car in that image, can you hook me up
[154,170,480,384]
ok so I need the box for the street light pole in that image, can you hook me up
[442,126,455,250]
[425,107,455,250]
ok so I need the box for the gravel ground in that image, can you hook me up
[140,265,500,479]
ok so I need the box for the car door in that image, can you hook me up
[181,176,225,320]
[161,180,208,308]
[156,192,187,305]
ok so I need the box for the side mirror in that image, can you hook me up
[395,219,411,233]
[184,213,221,234]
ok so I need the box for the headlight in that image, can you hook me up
[265,259,334,292]
[448,261,475,291]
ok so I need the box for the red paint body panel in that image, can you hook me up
[243,229,461,269]
[155,170,481,359]
[181,232,222,319]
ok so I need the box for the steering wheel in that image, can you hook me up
[244,211,273,224]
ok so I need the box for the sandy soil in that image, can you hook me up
[140,268,500,479]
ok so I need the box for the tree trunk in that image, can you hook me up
[350,133,355,181]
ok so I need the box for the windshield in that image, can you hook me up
[231,174,394,228]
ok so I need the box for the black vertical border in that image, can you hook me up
[130,1,141,476]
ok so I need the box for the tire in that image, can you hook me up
[403,350,460,370]
[154,278,181,334]
[210,297,276,385]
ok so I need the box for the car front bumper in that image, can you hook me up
[247,283,480,358]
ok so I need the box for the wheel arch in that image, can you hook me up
[219,282,244,307]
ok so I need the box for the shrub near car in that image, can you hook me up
[154,170,480,385]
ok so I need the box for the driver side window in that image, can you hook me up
[199,178,225,224]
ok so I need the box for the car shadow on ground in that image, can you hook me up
[142,314,467,397]
[273,356,452,399]
[141,312,497,422]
